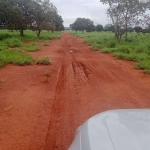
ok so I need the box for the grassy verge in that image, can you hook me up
[0,30,61,67]
[0,49,34,67]
[69,31,150,74]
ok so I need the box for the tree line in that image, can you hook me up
[100,0,150,43]
[0,0,64,36]
[70,18,150,33]
[70,0,150,43]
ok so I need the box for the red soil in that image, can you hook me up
[0,32,150,150]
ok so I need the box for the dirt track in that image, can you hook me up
[0,32,150,150]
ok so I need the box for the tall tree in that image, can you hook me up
[96,24,104,32]
[100,0,149,43]
[12,0,35,36]
[70,18,95,33]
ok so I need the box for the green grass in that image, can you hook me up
[69,31,150,74]
[21,43,40,52]
[0,49,34,67]
[0,29,61,67]
[36,57,51,65]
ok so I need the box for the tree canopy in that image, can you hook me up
[100,0,150,43]
[0,0,64,36]
[70,18,95,33]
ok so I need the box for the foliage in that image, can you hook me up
[134,26,143,33]
[104,24,114,32]
[100,0,149,43]
[70,18,95,33]
[0,0,64,37]
[95,24,103,32]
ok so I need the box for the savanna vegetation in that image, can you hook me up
[69,0,150,74]
[0,0,63,67]
[0,29,61,67]
[70,31,150,74]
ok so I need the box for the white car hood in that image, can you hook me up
[69,109,150,150]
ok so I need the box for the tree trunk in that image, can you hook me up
[125,22,128,41]
[37,30,41,37]
[20,28,24,36]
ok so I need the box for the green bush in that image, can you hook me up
[117,45,131,54]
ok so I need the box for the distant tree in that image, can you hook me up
[104,24,114,32]
[71,18,95,33]
[95,24,103,32]
[85,19,95,32]
[134,26,143,33]
[54,15,64,31]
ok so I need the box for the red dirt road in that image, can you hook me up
[0,32,150,150]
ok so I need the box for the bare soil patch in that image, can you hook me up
[0,32,150,150]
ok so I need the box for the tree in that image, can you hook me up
[12,0,35,36]
[0,0,64,36]
[0,0,14,28]
[70,18,95,33]
[134,26,143,33]
[31,0,64,36]
[100,0,149,43]
[96,24,103,32]
[104,24,114,32]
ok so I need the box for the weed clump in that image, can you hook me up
[4,38,22,48]
[36,57,51,65]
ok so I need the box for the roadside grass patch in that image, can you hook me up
[36,57,51,65]
[0,49,34,67]
[101,48,117,53]
[21,43,40,52]
[0,30,62,67]
[136,60,150,74]
[70,31,150,74]
[4,38,22,48]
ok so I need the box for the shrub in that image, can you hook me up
[107,41,116,48]
[117,45,130,54]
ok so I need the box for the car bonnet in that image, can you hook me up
[83,109,150,150]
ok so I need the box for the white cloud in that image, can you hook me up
[50,0,109,27]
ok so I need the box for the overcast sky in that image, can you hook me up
[50,0,109,27]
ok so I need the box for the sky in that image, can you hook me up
[50,0,109,27]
